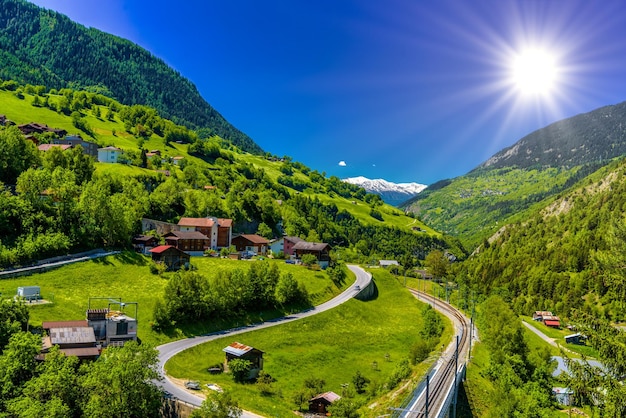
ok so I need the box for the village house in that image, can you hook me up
[268,238,284,255]
[177,216,232,249]
[149,245,191,270]
[97,146,122,163]
[231,234,269,255]
[222,342,264,380]
[293,241,332,268]
[164,231,211,255]
[18,122,67,137]
[308,391,341,414]
[283,236,304,256]
[379,260,399,268]
[53,135,98,158]
[132,234,159,254]
[40,323,100,361]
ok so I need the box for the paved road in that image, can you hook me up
[156,264,372,416]
[0,249,120,279]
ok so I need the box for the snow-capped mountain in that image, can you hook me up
[343,176,427,206]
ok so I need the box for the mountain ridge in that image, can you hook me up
[343,176,427,206]
[0,0,262,154]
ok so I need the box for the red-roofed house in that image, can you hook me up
[543,315,561,328]
[177,216,232,249]
[231,234,269,255]
[149,245,190,270]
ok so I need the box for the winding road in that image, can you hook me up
[156,264,372,416]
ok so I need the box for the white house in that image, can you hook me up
[97,146,122,163]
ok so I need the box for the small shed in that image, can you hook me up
[565,333,585,345]
[149,245,190,271]
[309,391,341,414]
[379,260,399,267]
[543,315,561,328]
[223,342,264,380]
[532,311,553,321]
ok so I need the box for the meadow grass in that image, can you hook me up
[165,268,452,417]
[521,317,598,358]
[0,253,348,346]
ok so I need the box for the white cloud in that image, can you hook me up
[338,161,347,167]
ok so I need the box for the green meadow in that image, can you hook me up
[165,268,452,417]
[0,253,348,346]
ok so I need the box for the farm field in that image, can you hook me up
[165,268,453,417]
[0,252,349,346]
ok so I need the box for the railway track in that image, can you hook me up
[398,288,473,418]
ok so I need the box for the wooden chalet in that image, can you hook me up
[149,245,190,271]
[309,391,341,414]
[18,122,67,137]
[231,234,269,255]
[223,342,264,379]
[293,241,332,268]
[164,231,211,255]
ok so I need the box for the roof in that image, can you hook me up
[379,260,399,266]
[218,218,233,227]
[38,144,72,151]
[165,230,210,240]
[59,347,101,358]
[544,320,561,327]
[292,241,331,251]
[284,236,304,244]
[310,391,341,403]
[542,315,560,321]
[234,234,270,244]
[98,146,121,151]
[178,217,215,227]
[150,245,176,254]
[42,320,88,330]
[133,235,158,243]
[565,333,583,339]
[49,327,96,345]
[223,341,263,356]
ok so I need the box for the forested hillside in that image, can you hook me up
[457,157,626,322]
[0,82,461,268]
[0,0,261,153]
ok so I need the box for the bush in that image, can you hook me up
[409,339,437,365]
[386,358,411,390]
[228,359,252,382]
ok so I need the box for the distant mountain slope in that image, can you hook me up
[343,176,426,206]
[401,101,626,249]
[0,0,262,154]
[478,101,626,170]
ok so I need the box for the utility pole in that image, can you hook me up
[452,335,459,418]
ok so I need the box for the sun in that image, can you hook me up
[510,49,559,97]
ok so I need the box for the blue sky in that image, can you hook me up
[29,0,626,184]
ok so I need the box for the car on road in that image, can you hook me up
[185,381,201,390]
[354,285,361,291]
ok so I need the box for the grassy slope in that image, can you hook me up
[404,166,579,249]
[166,268,453,417]
[0,89,435,236]
[0,254,347,347]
